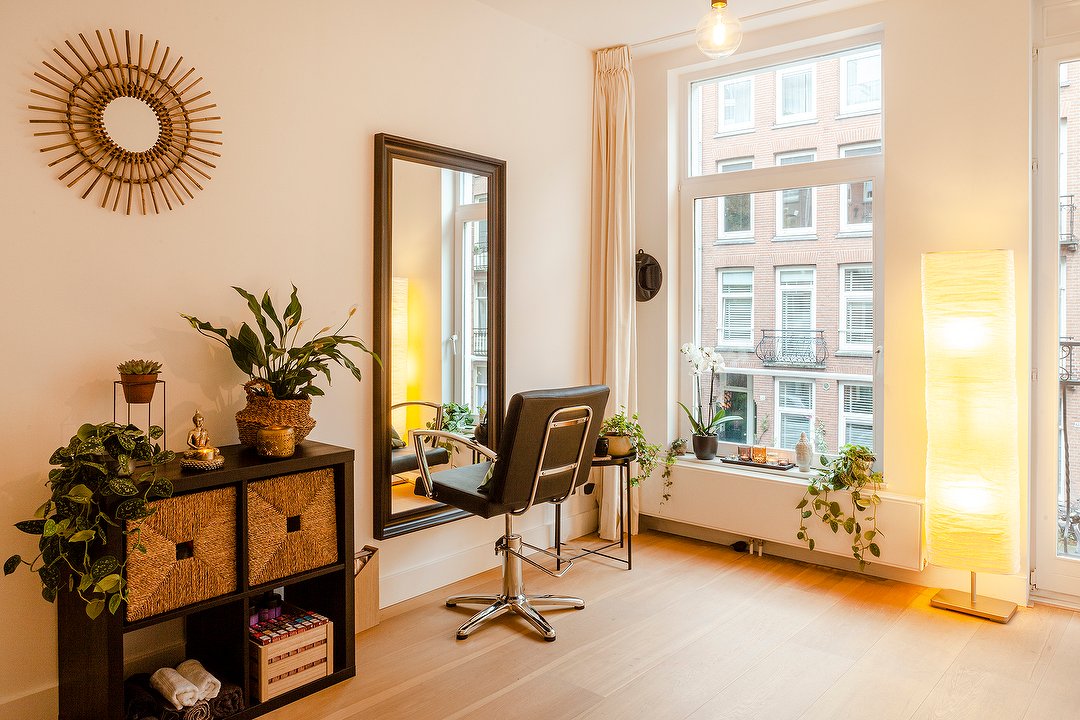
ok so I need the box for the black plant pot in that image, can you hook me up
[691,434,718,460]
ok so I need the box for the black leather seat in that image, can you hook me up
[411,385,609,641]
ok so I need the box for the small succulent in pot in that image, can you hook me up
[117,359,163,405]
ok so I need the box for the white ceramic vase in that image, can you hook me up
[795,431,813,472]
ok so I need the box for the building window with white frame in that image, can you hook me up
[839,142,880,233]
[718,158,754,240]
[776,63,816,124]
[777,266,816,359]
[839,264,873,354]
[718,268,754,347]
[718,77,753,133]
[839,382,874,449]
[777,378,814,450]
[776,151,816,237]
[839,47,881,115]
[719,372,753,444]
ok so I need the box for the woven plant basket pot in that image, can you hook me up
[125,487,238,622]
[248,468,338,586]
[235,379,316,447]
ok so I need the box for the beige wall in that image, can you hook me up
[0,0,592,714]
[634,0,1032,601]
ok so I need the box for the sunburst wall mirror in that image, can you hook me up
[29,29,222,215]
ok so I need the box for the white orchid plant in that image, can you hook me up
[678,343,741,436]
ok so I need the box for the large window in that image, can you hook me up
[776,64,816,124]
[839,48,881,115]
[718,269,754,347]
[718,77,753,133]
[684,41,882,462]
[839,264,873,353]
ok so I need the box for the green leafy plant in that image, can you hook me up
[426,402,474,453]
[117,359,162,375]
[4,423,175,619]
[660,438,687,507]
[182,285,378,400]
[600,408,661,487]
[795,444,883,569]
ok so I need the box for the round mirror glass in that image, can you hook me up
[102,97,160,152]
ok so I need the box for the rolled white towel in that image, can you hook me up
[175,658,221,701]
[150,667,199,710]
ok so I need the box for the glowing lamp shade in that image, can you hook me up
[391,277,409,427]
[922,250,1020,623]
[696,1,743,60]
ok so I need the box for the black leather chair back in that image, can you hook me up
[486,385,609,512]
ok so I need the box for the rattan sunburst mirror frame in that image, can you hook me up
[29,29,222,215]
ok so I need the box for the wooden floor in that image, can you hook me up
[265,531,1080,720]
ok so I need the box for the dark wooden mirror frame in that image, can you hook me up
[372,133,506,540]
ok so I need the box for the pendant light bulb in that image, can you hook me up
[696,0,743,59]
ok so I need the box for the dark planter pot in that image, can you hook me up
[119,373,158,404]
[691,434,718,460]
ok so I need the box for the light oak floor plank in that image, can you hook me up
[259,531,1080,720]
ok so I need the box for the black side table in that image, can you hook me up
[555,453,634,571]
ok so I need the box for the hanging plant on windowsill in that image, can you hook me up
[795,444,883,569]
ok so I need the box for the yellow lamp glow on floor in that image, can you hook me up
[921,250,1020,623]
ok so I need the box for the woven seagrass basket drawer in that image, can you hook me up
[125,487,238,622]
[247,468,338,586]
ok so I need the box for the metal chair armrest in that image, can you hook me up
[410,430,498,498]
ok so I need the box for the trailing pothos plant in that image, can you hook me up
[795,444,883,570]
[426,402,474,454]
[4,422,175,619]
[660,438,687,507]
[600,408,661,487]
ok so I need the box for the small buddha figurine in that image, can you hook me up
[185,411,220,462]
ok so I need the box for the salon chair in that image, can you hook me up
[411,385,609,641]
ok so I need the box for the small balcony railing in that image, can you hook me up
[755,329,828,368]
[473,328,488,357]
[1062,195,1077,250]
[1062,338,1080,384]
[473,243,488,272]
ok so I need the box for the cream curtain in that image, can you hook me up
[589,46,638,541]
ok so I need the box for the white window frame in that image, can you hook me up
[717,76,754,134]
[839,47,881,115]
[775,378,815,451]
[839,142,879,234]
[717,158,754,241]
[718,268,754,349]
[719,372,754,445]
[776,63,817,125]
[679,36,884,465]
[839,263,873,354]
[776,265,817,335]
[838,381,874,449]
[775,151,817,238]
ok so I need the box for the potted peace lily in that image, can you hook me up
[182,285,378,446]
[677,343,741,460]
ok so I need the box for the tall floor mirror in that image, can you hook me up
[372,134,506,539]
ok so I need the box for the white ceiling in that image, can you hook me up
[474,0,841,55]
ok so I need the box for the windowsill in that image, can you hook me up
[713,128,755,138]
[714,236,755,245]
[772,234,818,242]
[674,453,891,492]
[716,344,756,353]
[836,230,872,239]
[772,118,818,129]
[835,109,881,119]
[835,349,873,358]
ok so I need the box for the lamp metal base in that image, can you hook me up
[930,588,1017,624]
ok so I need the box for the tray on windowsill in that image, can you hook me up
[719,456,797,471]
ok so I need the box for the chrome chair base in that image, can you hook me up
[446,532,584,641]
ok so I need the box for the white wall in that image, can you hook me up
[0,1,593,715]
[634,0,1032,602]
